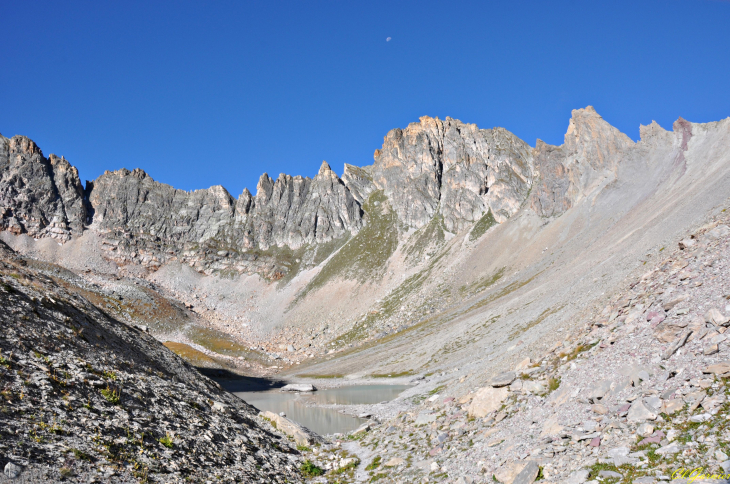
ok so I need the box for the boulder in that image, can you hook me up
[489,371,517,388]
[260,411,317,447]
[627,400,657,422]
[466,386,509,418]
[513,461,540,484]
[705,308,729,326]
[280,383,316,392]
[703,361,730,377]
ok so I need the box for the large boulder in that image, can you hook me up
[466,386,509,418]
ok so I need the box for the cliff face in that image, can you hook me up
[0,135,87,240]
[0,107,642,278]
[241,161,363,250]
[371,116,533,232]
[531,106,634,217]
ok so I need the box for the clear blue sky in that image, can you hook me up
[2,1,729,197]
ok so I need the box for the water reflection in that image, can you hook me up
[308,385,412,405]
[235,391,367,435]
[234,384,411,435]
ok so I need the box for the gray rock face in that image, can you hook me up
[0,107,662,278]
[531,106,634,217]
[0,135,87,240]
[243,161,363,250]
[371,116,533,232]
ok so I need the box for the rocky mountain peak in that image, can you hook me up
[372,115,532,231]
[531,106,635,217]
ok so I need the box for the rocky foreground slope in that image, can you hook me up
[293,205,730,484]
[0,241,304,483]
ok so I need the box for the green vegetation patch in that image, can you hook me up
[295,190,399,302]
[404,213,447,265]
[469,210,497,242]
[163,341,224,368]
[300,459,324,477]
[459,267,506,296]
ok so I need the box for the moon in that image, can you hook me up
[386,37,391,42]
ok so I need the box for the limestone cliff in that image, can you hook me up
[0,107,644,278]
[371,116,533,232]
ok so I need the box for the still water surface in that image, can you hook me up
[235,384,411,435]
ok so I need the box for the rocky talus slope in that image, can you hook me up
[294,212,730,483]
[0,241,304,483]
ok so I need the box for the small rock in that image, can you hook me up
[4,463,21,479]
[513,460,540,484]
[599,470,622,479]
[591,404,608,415]
[489,371,517,388]
[280,384,316,392]
[384,457,404,467]
[627,400,657,422]
[637,423,654,437]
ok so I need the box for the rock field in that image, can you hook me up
[0,241,304,482]
[289,212,730,483]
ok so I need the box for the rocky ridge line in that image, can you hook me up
[0,107,630,279]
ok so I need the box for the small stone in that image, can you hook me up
[716,450,728,462]
[4,463,21,479]
[637,423,654,437]
[513,460,540,484]
[384,457,405,467]
[280,383,316,392]
[589,437,601,447]
[489,371,517,388]
[591,404,608,415]
[599,470,622,479]
[627,400,657,422]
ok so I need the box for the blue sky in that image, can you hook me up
[2,1,729,197]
